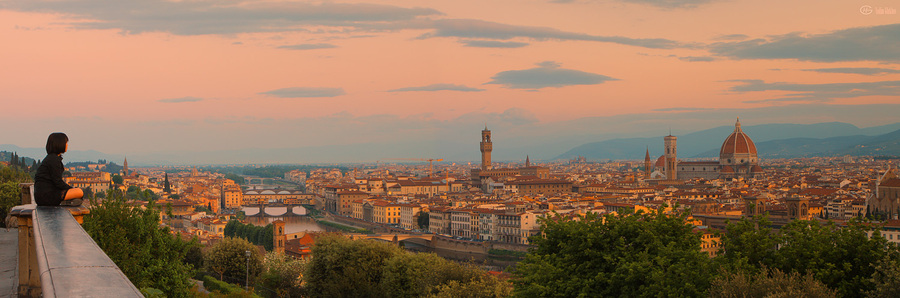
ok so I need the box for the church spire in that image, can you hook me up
[525,155,530,167]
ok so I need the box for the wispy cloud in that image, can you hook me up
[714,34,749,41]
[727,79,900,103]
[459,40,529,48]
[259,87,346,98]
[801,68,900,76]
[653,107,713,112]
[679,56,715,62]
[158,96,203,103]
[709,23,900,62]
[551,0,718,9]
[277,43,337,50]
[2,0,687,50]
[2,0,443,35]
[486,61,618,90]
[387,84,485,92]
[420,19,686,49]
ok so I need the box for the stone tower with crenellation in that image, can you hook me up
[481,126,492,170]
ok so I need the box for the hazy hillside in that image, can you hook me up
[0,144,124,164]
[556,122,900,160]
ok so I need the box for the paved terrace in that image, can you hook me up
[1,228,17,297]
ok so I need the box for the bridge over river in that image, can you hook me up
[241,204,308,217]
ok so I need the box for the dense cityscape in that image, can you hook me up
[5,119,898,296]
[3,0,900,296]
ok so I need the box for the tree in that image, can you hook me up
[304,234,404,297]
[772,220,892,297]
[1,165,32,228]
[720,214,781,273]
[416,211,429,230]
[380,250,510,297]
[225,220,238,237]
[708,267,838,297]
[204,237,264,285]
[82,189,196,297]
[82,187,94,200]
[719,215,900,297]
[304,235,508,298]
[258,252,308,297]
[112,174,124,185]
[163,173,171,193]
[514,208,713,297]
[867,251,900,298]
[428,275,512,298]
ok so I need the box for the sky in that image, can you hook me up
[2,0,900,164]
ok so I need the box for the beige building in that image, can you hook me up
[508,179,573,195]
[450,209,480,239]
[222,182,243,209]
[399,203,424,230]
[373,201,401,225]
[495,211,541,245]
[428,207,452,235]
[65,171,112,193]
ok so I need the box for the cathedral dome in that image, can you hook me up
[720,118,757,157]
[655,155,666,168]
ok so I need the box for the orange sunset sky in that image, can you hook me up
[2,0,899,164]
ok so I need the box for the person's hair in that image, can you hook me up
[46,133,69,155]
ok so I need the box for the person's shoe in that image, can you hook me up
[60,198,83,206]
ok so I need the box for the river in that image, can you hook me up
[243,214,325,234]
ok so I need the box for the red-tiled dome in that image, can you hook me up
[721,166,735,173]
[720,119,757,156]
[751,165,763,173]
[655,155,666,168]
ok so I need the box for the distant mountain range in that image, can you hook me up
[5,121,900,165]
[723,128,900,158]
[556,122,900,160]
[0,144,125,164]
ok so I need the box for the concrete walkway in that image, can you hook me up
[0,228,18,297]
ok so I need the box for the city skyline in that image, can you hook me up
[2,0,900,163]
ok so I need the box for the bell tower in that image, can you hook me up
[644,146,651,178]
[273,220,286,254]
[480,126,492,170]
[664,134,677,180]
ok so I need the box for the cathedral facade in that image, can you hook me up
[868,168,900,219]
[645,119,764,181]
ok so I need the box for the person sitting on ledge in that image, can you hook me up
[34,132,83,206]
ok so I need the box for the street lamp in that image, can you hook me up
[245,250,251,290]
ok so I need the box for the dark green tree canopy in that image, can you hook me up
[514,208,714,297]
[204,237,264,285]
[82,189,198,297]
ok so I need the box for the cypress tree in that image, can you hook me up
[164,173,171,193]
